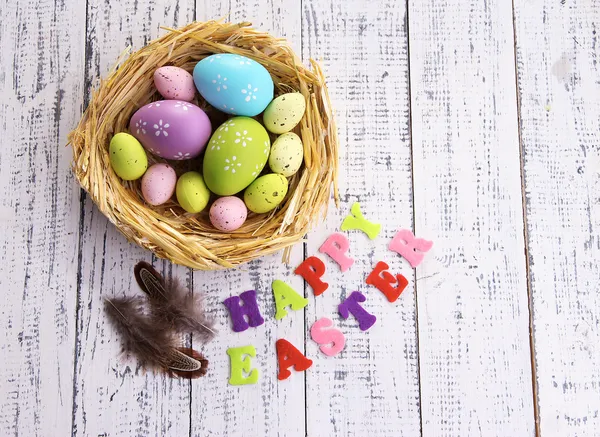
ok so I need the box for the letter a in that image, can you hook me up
[276,339,313,381]
[272,280,309,320]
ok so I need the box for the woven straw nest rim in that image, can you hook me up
[68,20,339,270]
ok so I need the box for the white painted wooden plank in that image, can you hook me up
[0,0,85,435]
[191,3,305,436]
[302,1,421,436]
[408,1,535,435]
[514,1,600,435]
[72,2,195,436]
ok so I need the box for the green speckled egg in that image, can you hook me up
[203,117,271,196]
[176,171,210,213]
[243,173,289,213]
[262,93,306,134]
[269,132,304,177]
[109,132,148,180]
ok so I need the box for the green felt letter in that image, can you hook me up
[227,345,259,385]
[272,280,309,320]
[340,202,381,240]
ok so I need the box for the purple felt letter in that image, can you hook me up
[223,290,265,332]
[319,233,354,272]
[388,229,433,268]
[338,291,376,331]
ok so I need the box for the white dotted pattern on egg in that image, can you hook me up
[269,132,304,177]
[263,93,306,134]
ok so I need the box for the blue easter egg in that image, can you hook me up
[193,54,274,116]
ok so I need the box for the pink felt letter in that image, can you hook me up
[319,233,354,272]
[310,317,346,357]
[389,229,433,268]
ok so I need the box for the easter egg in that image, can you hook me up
[209,196,248,232]
[129,100,211,160]
[193,54,274,117]
[154,66,196,101]
[263,93,306,134]
[176,171,211,213]
[141,163,177,206]
[269,133,304,177]
[109,132,148,180]
[243,174,289,214]
[203,117,271,196]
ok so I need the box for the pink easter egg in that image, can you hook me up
[209,196,248,232]
[141,163,177,206]
[154,66,196,101]
[129,100,211,160]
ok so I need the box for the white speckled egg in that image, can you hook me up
[141,163,177,206]
[263,93,306,134]
[154,66,196,101]
[209,196,247,231]
[269,132,304,177]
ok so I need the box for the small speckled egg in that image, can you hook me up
[129,100,211,160]
[243,174,289,214]
[193,54,274,116]
[209,196,247,231]
[154,66,196,101]
[263,93,306,134]
[141,163,177,206]
[269,132,304,177]
[176,171,211,213]
[109,132,148,180]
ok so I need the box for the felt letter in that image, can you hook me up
[389,229,433,268]
[319,233,354,272]
[272,280,309,320]
[338,291,377,331]
[276,339,313,381]
[222,290,264,332]
[366,261,409,303]
[227,345,259,385]
[294,256,329,296]
[310,317,346,357]
[340,202,381,240]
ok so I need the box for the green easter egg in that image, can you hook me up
[243,173,289,214]
[176,171,210,213]
[263,93,306,134]
[203,117,270,196]
[109,132,148,180]
[269,132,304,177]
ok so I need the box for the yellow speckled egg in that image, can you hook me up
[269,132,304,177]
[244,174,289,213]
[176,171,211,213]
[109,133,148,180]
[262,93,306,134]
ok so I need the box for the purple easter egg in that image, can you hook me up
[129,100,211,160]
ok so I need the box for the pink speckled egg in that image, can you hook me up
[209,196,248,232]
[141,163,177,206]
[154,66,196,101]
[129,100,211,160]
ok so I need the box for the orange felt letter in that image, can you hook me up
[366,261,409,303]
[276,339,313,381]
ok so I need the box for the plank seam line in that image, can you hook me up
[510,2,540,436]
[405,2,424,436]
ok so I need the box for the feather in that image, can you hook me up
[104,297,175,370]
[104,297,209,378]
[168,348,209,379]
[134,261,217,342]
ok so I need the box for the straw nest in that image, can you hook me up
[69,20,338,270]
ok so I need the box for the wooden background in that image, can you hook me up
[1,0,599,435]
